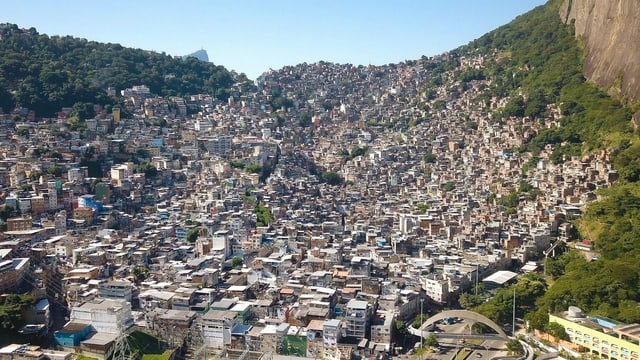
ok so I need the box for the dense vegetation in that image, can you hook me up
[448,0,640,329]
[128,330,173,360]
[0,294,34,330]
[468,0,633,160]
[0,23,236,117]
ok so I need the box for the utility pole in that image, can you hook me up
[475,262,479,297]
[420,297,425,349]
[512,287,516,336]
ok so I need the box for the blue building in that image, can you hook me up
[54,322,93,347]
[77,194,104,212]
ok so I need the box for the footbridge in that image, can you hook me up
[409,309,509,340]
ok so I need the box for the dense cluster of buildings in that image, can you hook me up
[0,53,621,360]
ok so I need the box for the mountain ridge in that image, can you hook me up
[0,24,234,116]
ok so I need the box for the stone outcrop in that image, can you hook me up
[560,0,640,102]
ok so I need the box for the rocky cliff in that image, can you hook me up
[560,0,640,102]
[183,49,209,62]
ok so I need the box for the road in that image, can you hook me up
[407,319,511,360]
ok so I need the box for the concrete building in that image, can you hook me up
[97,281,133,303]
[201,310,238,348]
[550,307,640,360]
[68,298,133,334]
[344,299,370,340]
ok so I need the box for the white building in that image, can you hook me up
[201,310,237,348]
[54,210,66,235]
[97,281,133,303]
[323,319,342,348]
[423,273,449,304]
[203,136,232,154]
[344,299,370,339]
[69,298,133,334]
[211,230,232,259]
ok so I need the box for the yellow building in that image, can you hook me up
[112,107,120,123]
[550,309,640,360]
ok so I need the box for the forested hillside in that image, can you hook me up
[448,0,640,328]
[0,23,236,117]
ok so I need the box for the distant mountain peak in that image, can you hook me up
[183,49,209,62]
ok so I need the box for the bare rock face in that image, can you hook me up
[560,0,640,102]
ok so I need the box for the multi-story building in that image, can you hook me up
[424,273,450,304]
[54,210,66,235]
[30,196,45,214]
[202,136,231,154]
[201,310,238,348]
[370,311,394,345]
[0,258,29,293]
[344,299,370,340]
[47,181,57,211]
[97,281,133,303]
[67,167,84,183]
[323,319,342,349]
[549,307,640,360]
[69,298,133,334]
[6,217,32,232]
[211,230,233,259]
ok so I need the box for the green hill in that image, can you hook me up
[0,23,235,117]
[443,0,640,327]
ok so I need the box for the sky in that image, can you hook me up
[2,0,547,79]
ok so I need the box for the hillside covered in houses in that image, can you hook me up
[0,0,640,359]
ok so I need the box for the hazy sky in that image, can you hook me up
[2,0,547,79]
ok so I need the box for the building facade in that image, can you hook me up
[550,310,640,360]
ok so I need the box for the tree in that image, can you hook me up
[71,101,95,121]
[411,314,429,328]
[47,165,62,177]
[503,96,525,117]
[136,162,158,178]
[442,181,455,191]
[506,339,523,355]
[255,202,274,227]
[348,146,368,160]
[231,256,244,268]
[0,294,34,330]
[16,128,29,137]
[459,293,483,309]
[393,320,409,347]
[514,273,548,309]
[245,164,261,174]
[416,203,429,214]
[299,112,312,127]
[424,333,439,348]
[28,170,43,180]
[546,322,569,340]
[229,159,245,169]
[0,206,15,221]
[186,228,200,243]
[423,152,436,163]
[524,309,548,332]
[0,25,236,117]
[131,266,149,284]
[321,171,343,186]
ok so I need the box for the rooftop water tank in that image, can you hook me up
[568,306,584,318]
